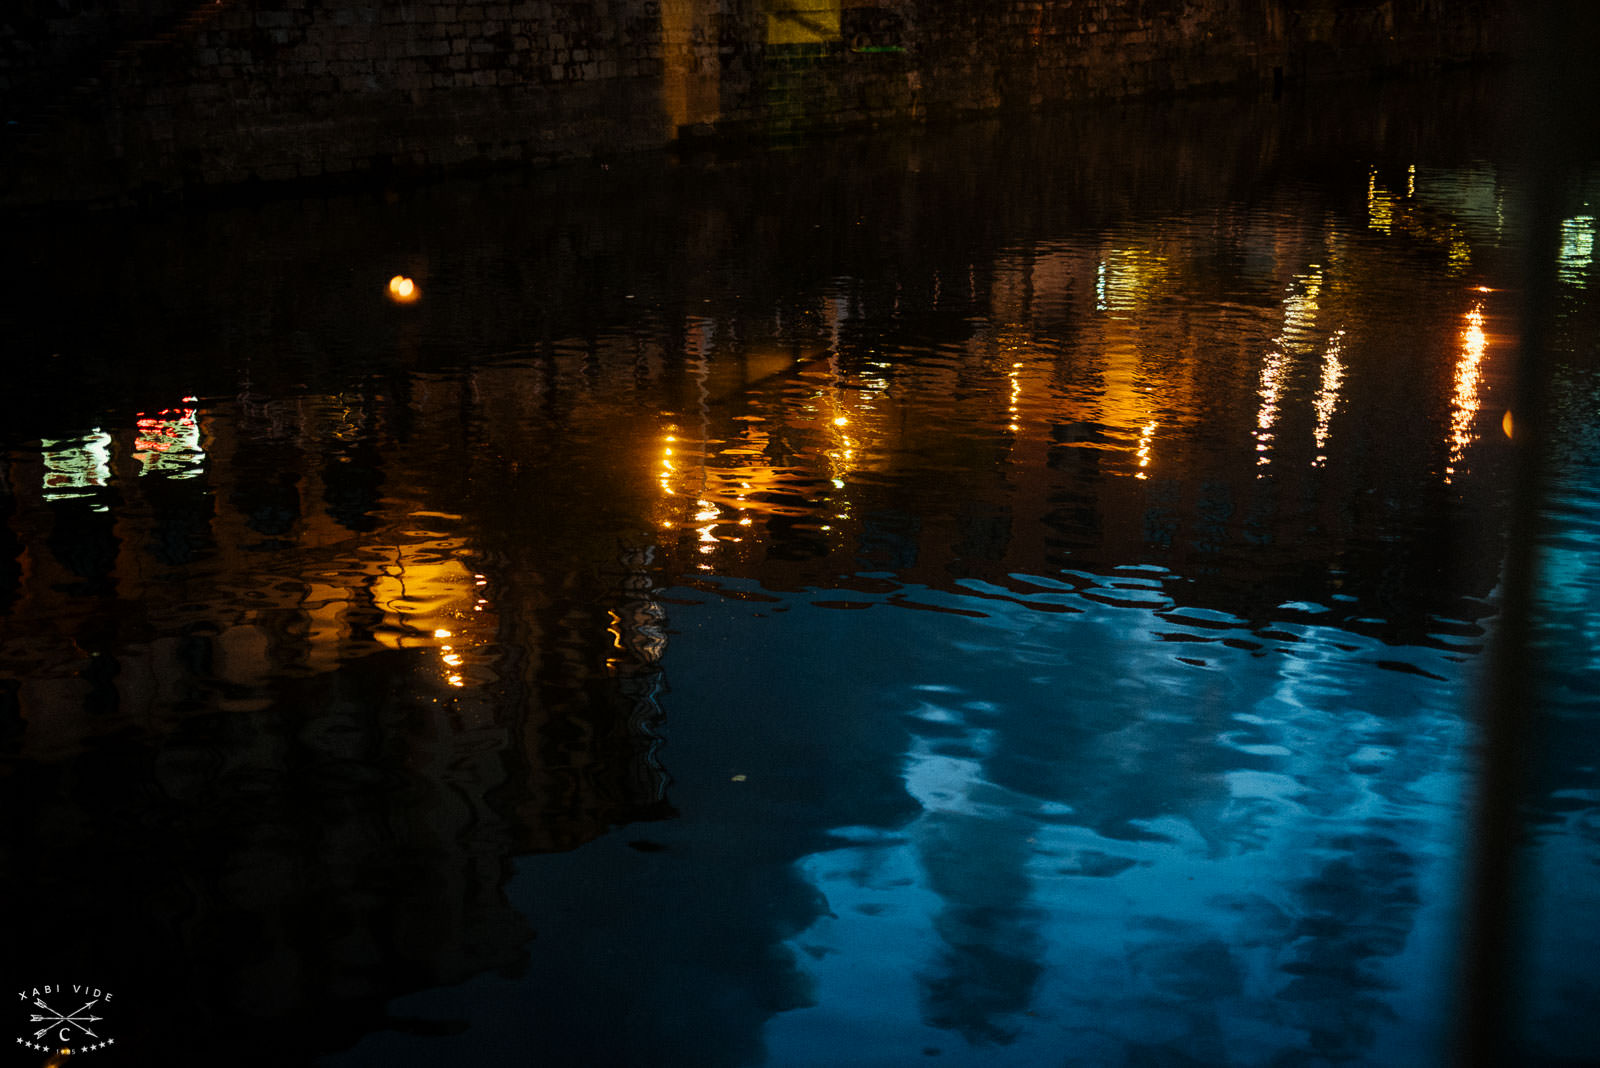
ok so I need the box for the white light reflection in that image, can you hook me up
[1312,329,1346,466]
[1559,214,1594,286]
[1255,350,1286,469]
[40,430,113,503]
[828,294,847,356]
[1256,271,1322,470]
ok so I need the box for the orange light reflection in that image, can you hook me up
[1445,301,1488,482]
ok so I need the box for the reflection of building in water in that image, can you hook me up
[134,398,205,479]
[652,307,852,573]
[8,400,496,718]
[0,376,686,1057]
[39,429,112,503]
[610,542,669,774]
[5,160,1516,760]
[632,183,1511,630]
[1559,213,1595,287]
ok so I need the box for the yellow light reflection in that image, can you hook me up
[1008,360,1022,432]
[1135,420,1157,479]
[650,345,882,564]
[1282,270,1322,342]
[366,553,494,691]
[606,609,626,652]
[820,390,875,489]
[1446,301,1488,482]
[1368,169,1394,234]
[1312,328,1345,466]
[1255,347,1285,467]
[659,434,677,494]
[1097,248,1170,315]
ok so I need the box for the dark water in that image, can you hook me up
[1,73,1597,1065]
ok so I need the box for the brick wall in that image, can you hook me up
[0,0,1511,206]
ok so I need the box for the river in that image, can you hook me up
[1,69,1595,1065]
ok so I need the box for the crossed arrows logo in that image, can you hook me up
[27,996,102,1042]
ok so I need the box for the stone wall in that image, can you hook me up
[0,0,1512,206]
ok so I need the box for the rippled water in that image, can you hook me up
[1,73,1596,1065]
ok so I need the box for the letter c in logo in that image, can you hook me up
[60,1027,71,1043]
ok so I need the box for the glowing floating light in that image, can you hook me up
[387,274,420,303]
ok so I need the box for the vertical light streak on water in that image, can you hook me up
[1256,269,1321,471]
[1446,300,1489,483]
[1369,168,1396,234]
[1558,214,1594,285]
[1135,418,1157,478]
[1312,329,1345,466]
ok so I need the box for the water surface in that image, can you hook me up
[1,73,1596,1065]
